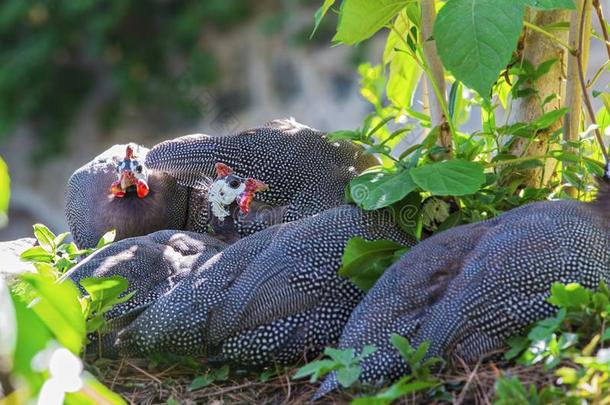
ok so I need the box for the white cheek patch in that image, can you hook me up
[208,179,246,220]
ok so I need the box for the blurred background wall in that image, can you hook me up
[0,0,383,240]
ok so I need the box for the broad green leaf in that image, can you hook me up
[410,159,485,196]
[387,49,422,109]
[0,156,9,227]
[20,246,54,263]
[350,170,417,210]
[311,0,336,38]
[334,0,410,45]
[434,0,525,97]
[10,292,52,381]
[339,237,407,291]
[21,273,86,354]
[547,283,591,309]
[522,0,575,9]
[33,223,55,251]
[80,276,129,308]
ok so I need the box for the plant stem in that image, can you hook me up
[576,0,608,160]
[593,0,610,59]
[485,155,550,169]
[523,20,576,54]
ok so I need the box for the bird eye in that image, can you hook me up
[229,179,240,189]
[136,165,143,173]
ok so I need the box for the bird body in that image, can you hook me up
[66,205,415,365]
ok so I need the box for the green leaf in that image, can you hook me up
[33,223,56,251]
[533,108,568,129]
[336,366,361,388]
[547,283,591,309]
[311,0,336,38]
[20,246,54,263]
[339,237,406,291]
[21,273,86,354]
[387,47,422,109]
[334,0,411,45]
[522,0,575,9]
[324,347,356,366]
[292,359,339,382]
[96,229,116,249]
[434,0,526,97]
[80,276,129,308]
[350,169,417,211]
[410,159,485,196]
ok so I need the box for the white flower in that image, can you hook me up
[35,345,84,405]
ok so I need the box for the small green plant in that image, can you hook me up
[293,346,377,388]
[497,282,610,402]
[20,223,115,274]
[189,365,230,391]
[352,335,442,404]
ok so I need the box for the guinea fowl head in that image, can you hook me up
[110,145,150,198]
[65,144,190,248]
[208,162,268,227]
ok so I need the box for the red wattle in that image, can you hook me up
[136,179,150,198]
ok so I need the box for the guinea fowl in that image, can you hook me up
[144,118,378,237]
[65,119,377,247]
[316,175,610,397]
[66,205,415,365]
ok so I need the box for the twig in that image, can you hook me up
[454,361,480,405]
[111,358,125,390]
[126,361,163,384]
[593,0,610,59]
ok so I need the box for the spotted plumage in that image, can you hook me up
[317,188,610,397]
[64,230,227,356]
[66,205,414,364]
[65,119,377,247]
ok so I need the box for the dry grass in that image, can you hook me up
[87,355,557,405]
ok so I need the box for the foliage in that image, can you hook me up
[495,282,610,402]
[1,221,131,403]
[338,237,408,291]
[20,223,114,274]
[314,0,607,290]
[293,346,377,388]
[0,1,249,159]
